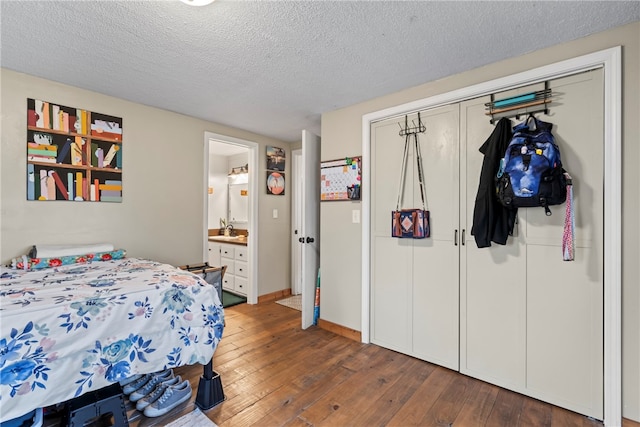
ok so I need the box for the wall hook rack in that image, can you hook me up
[398,112,426,137]
[486,81,552,124]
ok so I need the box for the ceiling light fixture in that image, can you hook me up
[179,0,215,6]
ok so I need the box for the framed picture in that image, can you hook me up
[266,146,285,171]
[320,156,361,201]
[266,171,285,195]
[27,98,123,202]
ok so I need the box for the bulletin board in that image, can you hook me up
[320,156,361,201]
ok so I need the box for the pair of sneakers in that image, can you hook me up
[142,378,193,417]
[135,375,182,411]
[119,368,192,417]
[121,369,172,396]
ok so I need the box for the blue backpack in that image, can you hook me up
[496,116,567,215]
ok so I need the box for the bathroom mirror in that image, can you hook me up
[228,183,248,223]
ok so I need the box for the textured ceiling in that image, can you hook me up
[1,1,638,143]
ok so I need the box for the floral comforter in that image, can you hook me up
[0,258,224,422]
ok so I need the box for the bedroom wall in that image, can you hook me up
[0,68,292,298]
[320,21,640,421]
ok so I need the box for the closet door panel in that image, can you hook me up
[411,105,460,369]
[462,244,526,388]
[370,117,414,353]
[371,236,412,352]
[521,70,604,419]
[526,245,603,417]
[412,241,459,370]
[461,70,604,418]
[460,96,527,388]
[371,119,407,234]
[522,71,604,248]
[371,107,460,365]
[416,106,460,241]
[460,97,496,242]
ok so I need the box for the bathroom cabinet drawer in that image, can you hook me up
[235,247,248,261]
[222,274,234,291]
[220,246,235,259]
[234,276,247,295]
[234,261,248,278]
[221,258,234,273]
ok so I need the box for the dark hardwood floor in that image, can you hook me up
[125,301,638,426]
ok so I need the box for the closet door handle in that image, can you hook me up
[462,229,466,245]
[454,229,458,246]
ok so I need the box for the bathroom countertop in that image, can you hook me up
[208,235,248,246]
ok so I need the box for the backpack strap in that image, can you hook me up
[562,172,575,261]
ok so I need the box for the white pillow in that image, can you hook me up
[33,243,115,258]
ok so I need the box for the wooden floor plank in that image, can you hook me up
[518,397,553,427]
[357,356,436,427]
[485,388,526,427]
[454,381,500,427]
[385,366,457,426]
[418,373,481,426]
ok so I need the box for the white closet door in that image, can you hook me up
[523,70,604,418]
[459,95,528,390]
[371,115,413,353]
[371,106,460,370]
[461,70,604,418]
[411,106,460,370]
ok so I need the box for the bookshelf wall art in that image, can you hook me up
[27,98,123,202]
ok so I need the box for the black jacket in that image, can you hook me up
[471,117,517,248]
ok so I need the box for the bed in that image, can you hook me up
[0,252,225,423]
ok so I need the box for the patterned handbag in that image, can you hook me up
[392,131,430,239]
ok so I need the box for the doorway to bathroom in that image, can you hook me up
[203,132,259,305]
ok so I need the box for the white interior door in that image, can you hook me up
[291,149,303,295]
[301,130,320,329]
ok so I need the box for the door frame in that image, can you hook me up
[203,131,259,304]
[361,47,621,426]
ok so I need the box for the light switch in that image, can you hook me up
[273,209,278,219]
[352,209,360,223]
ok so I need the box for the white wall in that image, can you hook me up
[320,22,639,421]
[228,152,248,172]
[1,68,292,298]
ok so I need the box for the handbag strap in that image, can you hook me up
[413,132,428,211]
[395,132,428,211]
[395,134,411,210]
